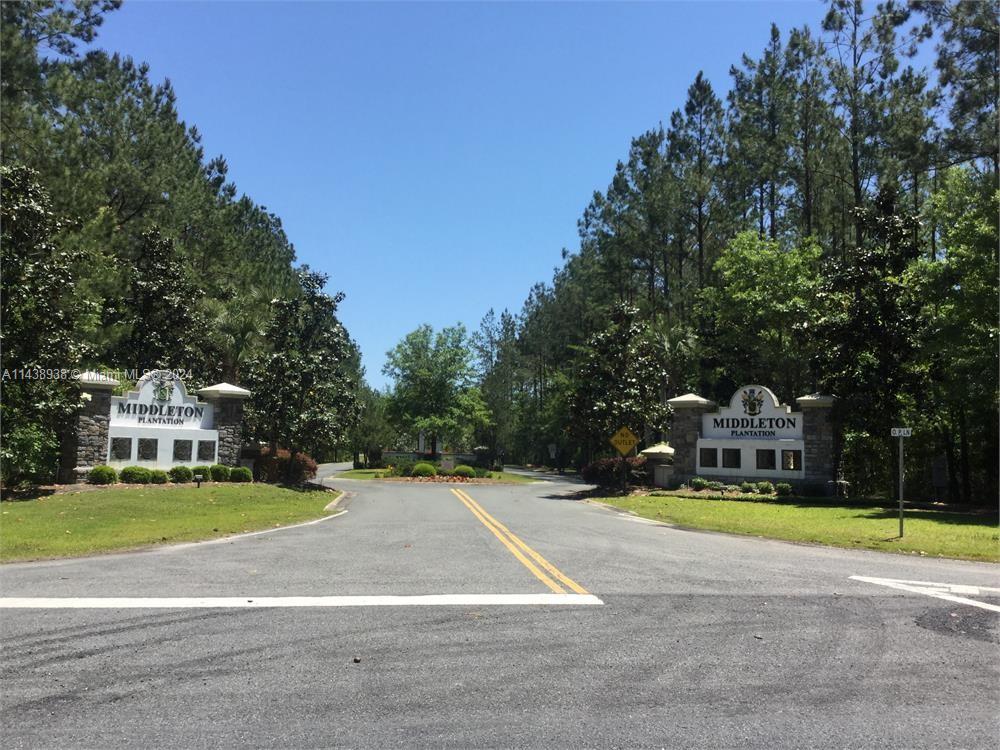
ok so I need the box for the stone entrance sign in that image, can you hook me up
[666,385,836,493]
[108,371,220,469]
[60,369,250,482]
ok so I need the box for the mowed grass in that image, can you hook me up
[335,468,384,479]
[599,494,1000,562]
[0,484,339,562]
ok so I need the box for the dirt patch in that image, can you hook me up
[915,603,1000,643]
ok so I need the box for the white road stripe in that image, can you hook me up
[850,576,1000,613]
[0,593,604,609]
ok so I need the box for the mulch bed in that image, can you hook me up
[375,476,509,484]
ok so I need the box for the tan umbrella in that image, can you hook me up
[640,442,674,457]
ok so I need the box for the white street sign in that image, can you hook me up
[890,427,912,437]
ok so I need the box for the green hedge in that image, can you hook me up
[119,466,152,484]
[209,464,231,482]
[88,465,117,485]
[411,462,437,477]
[191,465,211,481]
[229,467,252,482]
[169,466,193,483]
[150,469,169,484]
[453,465,476,478]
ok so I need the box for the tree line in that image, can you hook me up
[372,0,997,504]
[1,1,361,485]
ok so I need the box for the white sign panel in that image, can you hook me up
[701,385,803,441]
[110,371,214,430]
[891,428,912,437]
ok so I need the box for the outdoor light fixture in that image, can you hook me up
[195,474,203,488]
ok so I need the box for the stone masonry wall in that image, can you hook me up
[214,398,245,466]
[801,404,836,491]
[59,388,113,482]
[669,404,714,486]
[76,389,112,469]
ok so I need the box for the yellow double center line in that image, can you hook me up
[450,488,589,595]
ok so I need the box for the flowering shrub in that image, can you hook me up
[581,455,647,487]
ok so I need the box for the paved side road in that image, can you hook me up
[1,475,997,748]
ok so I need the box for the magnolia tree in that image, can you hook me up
[245,270,360,474]
[569,304,671,455]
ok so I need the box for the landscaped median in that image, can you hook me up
[336,467,535,483]
[0,484,341,562]
[597,494,1000,562]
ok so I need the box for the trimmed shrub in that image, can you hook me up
[229,467,252,483]
[169,465,193,483]
[453,465,476,479]
[689,476,709,491]
[150,469,169,484]
[388,459,416,477]
[411,462,437,477]
[89,465,117,485]
[191,465,212,481]
[474,467,490,479]
[706,480,726,492]
[739,481,755,494]
[119,466,152,484]
[253,447,318,483]
[723,484,742,494]
[775,482,793,497]
[209,464,231,482]
[755,481,775,495]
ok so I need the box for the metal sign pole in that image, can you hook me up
[898,435,904,538]
[891,427,911,538]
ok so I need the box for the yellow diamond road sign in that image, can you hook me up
[610,427,639,456]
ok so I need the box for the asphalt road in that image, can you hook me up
[1,474,997,748]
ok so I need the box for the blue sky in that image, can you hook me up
[90,1,842,389]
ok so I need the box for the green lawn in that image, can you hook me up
[335,468,384,479]
[0,484,340,562]
[491,471,536,484]
[335,469,535,483]
[599,494,999,562]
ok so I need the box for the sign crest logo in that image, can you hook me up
[150,370,175,402]
[741,388,764,416]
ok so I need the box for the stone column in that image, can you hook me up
[665,393,716,487]
[197,383,251,467]
[796,393,837,494]
[214,398,245,466]
[60,371,120,483]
